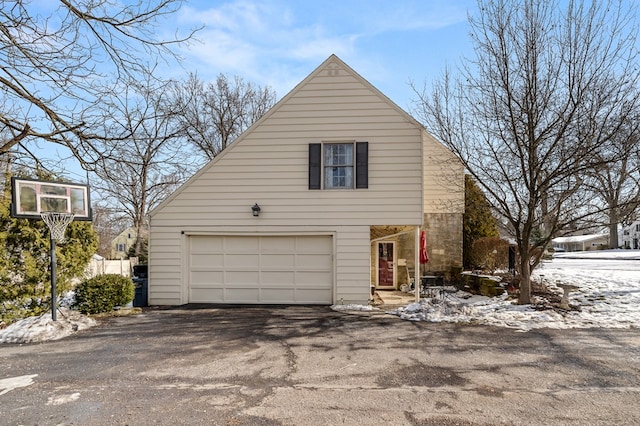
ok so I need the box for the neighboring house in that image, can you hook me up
[110,227,137,259]
[621,221,640,249]
[552,234,609,252]
[148,55,464,306]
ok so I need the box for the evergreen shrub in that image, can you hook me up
[74,274,134,314]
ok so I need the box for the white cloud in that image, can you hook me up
[174,0,469,93]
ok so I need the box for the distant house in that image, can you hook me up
[110,227,137,259]
[552,234,609,252]
[621,221,640,249]
[148,55,464,306]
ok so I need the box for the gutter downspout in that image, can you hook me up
[415,226,420,303]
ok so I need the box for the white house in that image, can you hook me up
[148,55,464,306]
[110,227,137,259]
[621,221,640,249]
[552,234,609,252]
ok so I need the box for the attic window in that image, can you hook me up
[309,142,368,190]
[324,143,353,188]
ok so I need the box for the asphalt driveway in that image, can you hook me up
[1,305,639,425]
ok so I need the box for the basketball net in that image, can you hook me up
[41,212,75,243]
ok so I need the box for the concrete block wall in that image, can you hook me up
[399,213,463,280]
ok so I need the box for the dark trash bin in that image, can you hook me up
[132,264,148,279]
[133,278,148,307]
[132,265,148,307]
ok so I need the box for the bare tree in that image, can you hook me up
[0,0,198,166]
[584,118,640,247]
[169,73,277,161]
[90,204,126,258]
[90,72,194,258]
[412,0,640,304]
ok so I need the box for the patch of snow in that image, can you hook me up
[47,392,81,406]
[59,290,75,308]
[331,304,378,312]
[0,308,96,344]
[0,374,38,396]
[554,249,640,260]
[388,250,640,332]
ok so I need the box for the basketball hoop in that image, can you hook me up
[10,178,91,322]
[41,212,75,243]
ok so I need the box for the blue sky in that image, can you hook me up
[172,0,477,110]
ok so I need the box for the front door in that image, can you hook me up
[377,241,395,289]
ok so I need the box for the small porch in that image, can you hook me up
[370,219,462,299]
[370,226,420,295]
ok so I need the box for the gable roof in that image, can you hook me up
[150,54,425,217]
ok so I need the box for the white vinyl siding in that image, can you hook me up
[422,130,465,214]
[147,229,183,305]
[334,226,370,303]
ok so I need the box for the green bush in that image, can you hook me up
[73,274,135,314]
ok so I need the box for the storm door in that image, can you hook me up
[377,241,396,289]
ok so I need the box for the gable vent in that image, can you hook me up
[326,64,340,77]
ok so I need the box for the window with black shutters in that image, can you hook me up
[309,142,368,189]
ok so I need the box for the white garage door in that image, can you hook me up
[188,235,333,304]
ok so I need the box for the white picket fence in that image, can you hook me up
[85,256,132,278]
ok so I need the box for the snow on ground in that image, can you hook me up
[332,304,376,312]
[0,308,96,344]
[389,250,640,332]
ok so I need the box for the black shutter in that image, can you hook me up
[309,143,321,189]
[355,142,368,188]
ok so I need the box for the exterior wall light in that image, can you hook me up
[252,203,261,217]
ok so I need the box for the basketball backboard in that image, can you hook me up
[10,177,92,221]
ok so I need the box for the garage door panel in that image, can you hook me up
[296,289,332,303]
[190,287,224,302]
[226,270,260,284]
[226,253,260,268]
[191,235,223,251]
[296,236,333,252]
[262,253,295,269]
[189,235,333,304]
[261,271,296,285]
[296,271,333,285]
[190,270,224,285]
[261,288,296,302]
[226,237,259,251]
[296,254,332,269]
[226,288,260,302]
[261,237,295,251]
[191,253,223,268]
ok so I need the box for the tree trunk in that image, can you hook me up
[518,248,532,304]
[609,223,619,249]
[609,208,619,249]
[132,217,144,258]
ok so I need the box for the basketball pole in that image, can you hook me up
[41,212,76,322]
[50,232,58,322]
